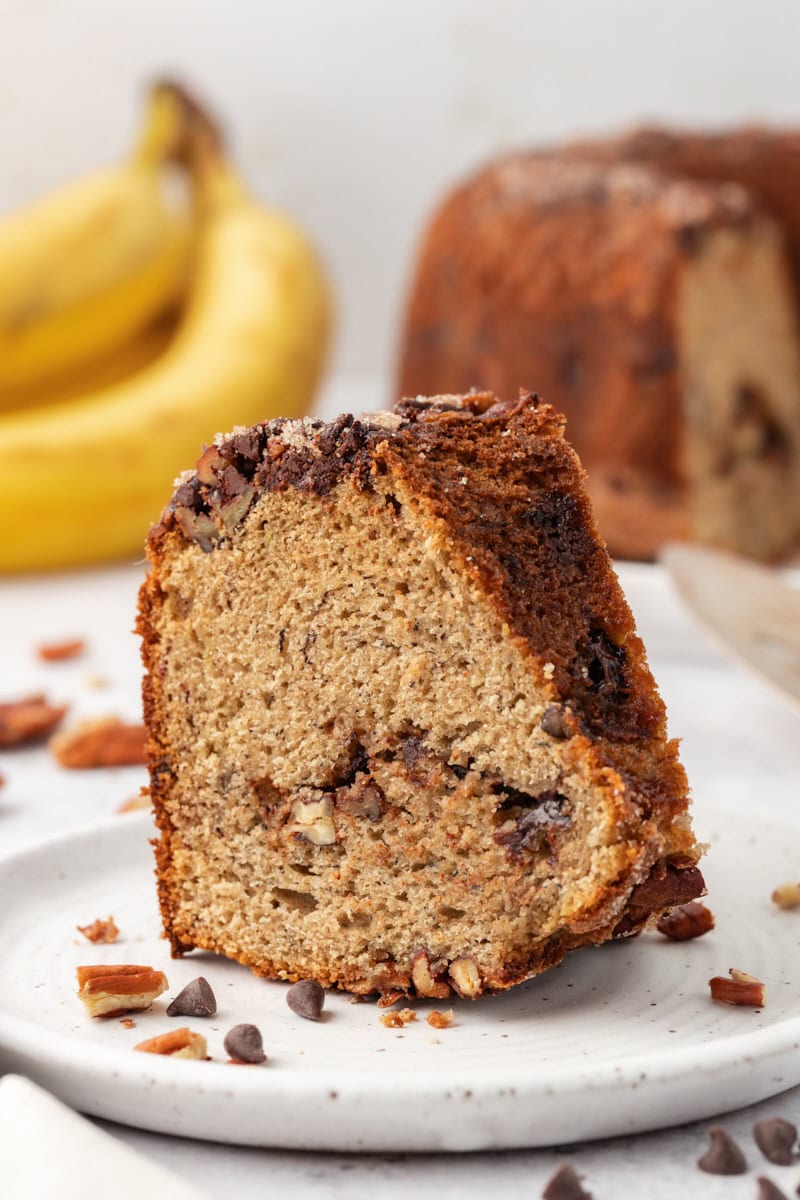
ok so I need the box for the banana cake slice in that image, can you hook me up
[138,391,702,999]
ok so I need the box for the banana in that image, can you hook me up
[0,87,192,392]
[0,311,179,414]
[0,90,331,572]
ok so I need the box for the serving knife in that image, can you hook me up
[660,542,800,712]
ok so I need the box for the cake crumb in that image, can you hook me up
[77,916,119,944]
[380,1008,416,1029]
[119,1017,136,1029]
[427,1009,454,1029]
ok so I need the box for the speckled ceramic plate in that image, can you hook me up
[0,803,798,1152]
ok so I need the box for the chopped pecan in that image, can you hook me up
[76,964,167,1018]
[0,694,67,747]
[77,915,119,944]
[411,952,451,999]
[335,777,385,821]
[448,957,482,998]
[709,968,765,1007]
[771,882,800,910]
[134,1027,207,1059]
[286,795,337,845]
[656,901,715,941]
[51,717,147,768]
[37,638,86,662]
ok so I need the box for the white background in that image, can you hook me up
[2,0,800,395]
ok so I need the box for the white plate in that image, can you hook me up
[0,804,799,1152]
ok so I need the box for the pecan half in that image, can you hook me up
[0,694,67,747]
[134,1027,207,1059]
[51,718,147,768]
[76,964,168,1018]
[709,968,765,1007]
[656,901,715,941]
[448,957,482,998]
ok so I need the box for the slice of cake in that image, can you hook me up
[398,157,800,561]
[138,391,702,999]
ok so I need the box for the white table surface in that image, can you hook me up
[2,418,800,1196]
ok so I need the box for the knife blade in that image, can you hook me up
[660,542,800,711]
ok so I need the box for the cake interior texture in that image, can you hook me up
[139,392,702,999]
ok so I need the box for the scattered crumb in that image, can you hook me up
[51,717,147,768]
[427,1009,454,1030]
[119,1017,136,1029]
[380,1008,416,1029]
[77,916,119,944]
[37,638,86,663]
[84,673,109,690]
[117,792,151,814]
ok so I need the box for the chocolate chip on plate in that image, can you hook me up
[698,1126,748,1174]
[166,977,217,1018]
[754,1118,798,1166]
[757,1177,790,1200]
[541,1162,592,1199]
[287,978,325,1021]
[224,1023,266,1064]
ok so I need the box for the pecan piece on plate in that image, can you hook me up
[51,717,147,768]
[135,1027,207,1059]
[76,964,167,1018]
[0,694,67,747]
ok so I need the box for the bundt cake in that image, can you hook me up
[138,391,702,1000]
[398,153,800,561]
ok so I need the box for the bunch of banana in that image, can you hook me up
[0,82,331,571]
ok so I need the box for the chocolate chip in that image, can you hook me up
[287,978,325,1021]
[540,705,570,739]
[166,976,217,1018]
[698,1127,748,1175]
[224,1023,266,1064]
[754,1118,798,1166]
[541,1162,592,1199]
[757,1178,790,1200]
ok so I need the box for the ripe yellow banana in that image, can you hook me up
[0,310,179,414]
[0,87,192,392]
[0,96,331,572]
